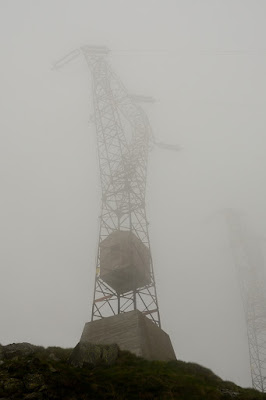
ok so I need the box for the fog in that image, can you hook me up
[1,0,266,388]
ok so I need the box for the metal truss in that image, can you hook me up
[54,46,161,327]
[225,210,266,392]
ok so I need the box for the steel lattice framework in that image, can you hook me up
[54,46,161,327]
[225,210,266,392]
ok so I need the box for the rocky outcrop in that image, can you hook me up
[0,343,71,400]
[69,341,119,367]
[1,342,42,361]
[0,342,264,399]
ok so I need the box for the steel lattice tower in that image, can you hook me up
[54,46,161,327]
[225,210,266,392]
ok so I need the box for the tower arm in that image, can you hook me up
[52,49,81,70]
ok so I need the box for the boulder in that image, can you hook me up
[23,373,45,391]
[69,342,119,367]
[48,352,59,362]
[23,393,44,400]
[3,378,24,394]
[2,343,41,360]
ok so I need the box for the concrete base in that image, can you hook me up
[80,310,176,361]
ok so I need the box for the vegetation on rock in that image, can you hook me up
[0,342,265,399]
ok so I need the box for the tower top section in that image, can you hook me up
[53,46,109,70]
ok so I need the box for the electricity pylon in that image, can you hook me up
[225,209,266,392]
[54,46,178,328]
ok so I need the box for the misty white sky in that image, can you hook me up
[1,0,266,388]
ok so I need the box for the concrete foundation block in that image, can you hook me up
[80,310,176,361]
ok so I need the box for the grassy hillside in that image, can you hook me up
[0,344,265,400]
